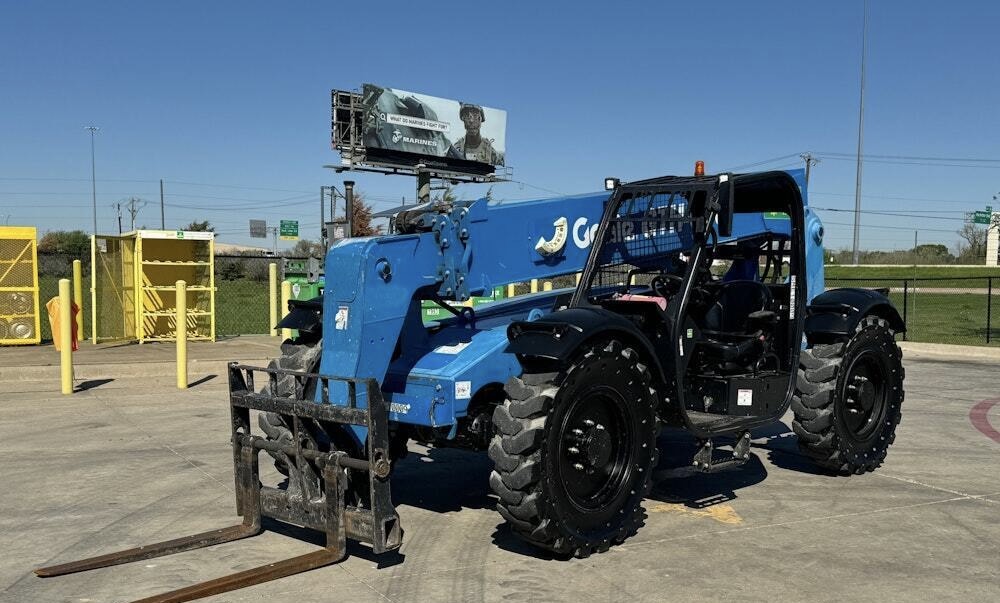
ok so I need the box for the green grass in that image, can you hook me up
[216,279,270,336]
[825,265,1000,285]
[893,292,999,346]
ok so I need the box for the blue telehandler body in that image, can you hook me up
[37,169,906,602]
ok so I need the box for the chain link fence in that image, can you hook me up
[34,253,998,346]
[214,255,276,336]
[37,253,284,340]
[826,277,997,346]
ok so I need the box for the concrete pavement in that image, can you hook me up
[0,344,997,602]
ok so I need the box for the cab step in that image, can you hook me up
[692,431,752,473]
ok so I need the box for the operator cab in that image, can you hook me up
[571,171,806,437]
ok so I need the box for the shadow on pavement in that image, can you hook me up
[75,378,114,391]
[751,420,834,475]
[187,374,217,388]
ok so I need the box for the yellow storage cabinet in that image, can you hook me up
[91,230,215,343]
[0,226,41,345]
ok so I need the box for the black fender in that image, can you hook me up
[275,297,323,334]
[804,287,905,340]
[505,307,667,386]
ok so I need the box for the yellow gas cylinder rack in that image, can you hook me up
[0,226,41,345]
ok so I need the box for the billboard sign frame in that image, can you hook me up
[332,85,510,181]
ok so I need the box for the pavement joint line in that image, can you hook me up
[618,495,971,552]
[337,563,398,603]
[871,471,992,499]
[358,558,512,585]
[95,392,230,492]
[582,558,646,600]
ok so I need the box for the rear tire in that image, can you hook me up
[489,340,660,557]
[792,316,904,474]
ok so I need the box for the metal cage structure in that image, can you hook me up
[91,230,215,343]
[0,226,41,345]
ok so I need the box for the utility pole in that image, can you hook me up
[852,0,870,265]
[124,197,147,231]
[113,202,123,234]
[320,186,326,249]
[344,180,355,238]
[84,125,100,236]
[800,153,819,185]
[269,226,279,255]
[160,179,165,229]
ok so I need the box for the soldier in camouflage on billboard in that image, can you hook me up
[452,104,504,166]
[362,85,462,159]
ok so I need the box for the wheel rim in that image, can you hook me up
[840,350,889,440]
[557,385,635,512]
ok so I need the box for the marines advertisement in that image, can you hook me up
[360,83,506,167]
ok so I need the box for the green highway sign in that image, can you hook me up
[972,211,991,225]
[279,220,299,241]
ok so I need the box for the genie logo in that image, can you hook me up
[572,217,600,249]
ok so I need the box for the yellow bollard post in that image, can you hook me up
[58,279,73,395]
[507,283,516,298]
[176,280,187,389]
[72,259,83,342]
[543,281,553,291]
[530,279,538,293]
[576,272,582,285]
[268,263,278,337]
[280,280,292,341]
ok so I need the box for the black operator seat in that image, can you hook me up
[699,280,775,361]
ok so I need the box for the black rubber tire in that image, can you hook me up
[257,339,322,476]
[489,339,660,557]
[792,316,904,474]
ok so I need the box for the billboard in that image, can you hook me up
[359,84,506,169]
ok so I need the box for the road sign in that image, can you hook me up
[279,220,299,241]
[249,220,267,238]
[973,211,991,225]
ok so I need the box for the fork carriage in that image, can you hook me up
[35,362,402,603]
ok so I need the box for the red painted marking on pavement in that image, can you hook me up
[970,399,1000,444]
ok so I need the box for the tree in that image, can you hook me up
[37,230,91,256]
[182,220,214,232]
[956,223,987,263]
[348,190,380,236]
[289,239,326,258]
[432,185,458,204]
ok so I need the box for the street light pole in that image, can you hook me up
[84,125,100,236]
[851,0,869,265]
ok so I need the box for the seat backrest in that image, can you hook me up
[702,280,772,333]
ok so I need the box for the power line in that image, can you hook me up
[810,191,988,205]
[823,220,957,234]
[813,207,969,220]
[721,153,805,172]
[814,151,1000,163]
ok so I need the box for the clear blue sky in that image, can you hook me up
[1,1,997,252]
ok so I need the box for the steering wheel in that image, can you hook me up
[650,274,683,299]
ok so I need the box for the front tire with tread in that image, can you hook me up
[793,316,904,474]
[489,340,660,557]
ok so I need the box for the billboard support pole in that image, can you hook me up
[417,170,431,205]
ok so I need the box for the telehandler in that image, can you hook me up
[36,167,904,602]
